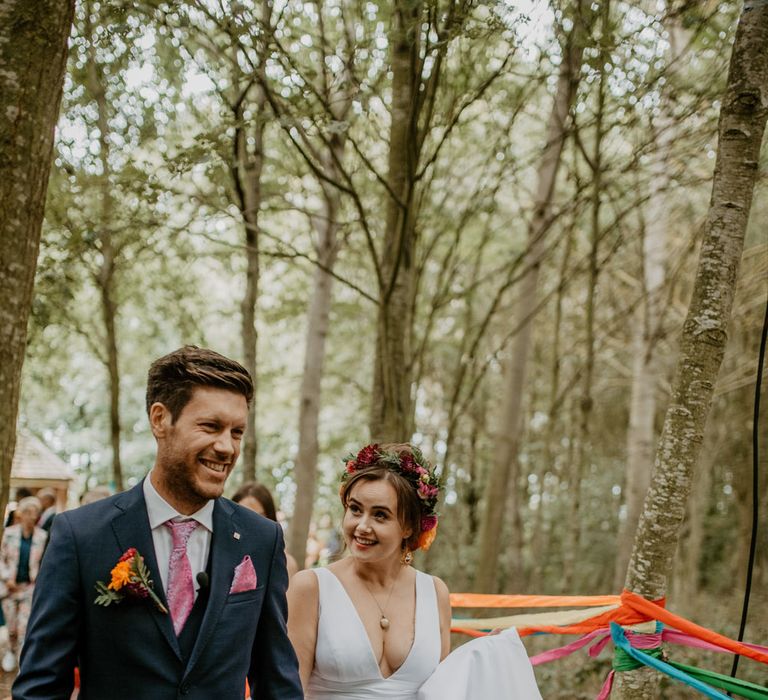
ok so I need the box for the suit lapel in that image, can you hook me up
[185,498,239,674]
[111,481,181,660]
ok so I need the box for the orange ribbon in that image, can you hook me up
[450,588,768,667]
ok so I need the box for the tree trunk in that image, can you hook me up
[369,0,422,442]
[240,159,261,483]
[563,4,607,587]
[615,2,768,696]
[87,9,123,490]
[289,142,346,567]
[474,0,589,592]
[613,10,684,592]
[0,0,75,533]
[100,275,123,490]
[528,228,575,590]
[671,433,718,614]
[236,2,271,480]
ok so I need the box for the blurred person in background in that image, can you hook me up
[0,497,47,671]
[35,489,57,534]
[4,488,33,528]
[232,482,299,578]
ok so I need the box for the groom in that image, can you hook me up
[13,346,303,699]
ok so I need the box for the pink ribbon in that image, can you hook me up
[596,671,614,700]
[662,629,768,656]
[529,629,608,666]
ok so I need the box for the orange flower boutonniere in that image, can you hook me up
[94,548,167,614]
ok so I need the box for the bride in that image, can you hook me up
[287,443,452,698]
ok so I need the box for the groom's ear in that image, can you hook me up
[149,402,172,438]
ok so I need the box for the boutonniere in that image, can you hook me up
[94,547,167,614]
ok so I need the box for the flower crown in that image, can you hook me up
[341,444,441,551]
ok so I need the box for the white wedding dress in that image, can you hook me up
[307,567,441,699]
[306,567,542,700]
[417,627,542,700]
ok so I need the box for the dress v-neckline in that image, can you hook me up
[327,569,418,680]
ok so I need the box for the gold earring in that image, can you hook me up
[401,548,413,565]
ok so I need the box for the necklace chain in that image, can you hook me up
[361,567,403,630]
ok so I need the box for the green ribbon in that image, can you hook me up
[668,661,768,700]
[612,644,664,671]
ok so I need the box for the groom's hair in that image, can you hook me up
[146,345,253,422]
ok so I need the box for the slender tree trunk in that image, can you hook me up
[237,2,271,480]
[99,274,123,490]
[563,8,607,587]
[240,159,261,483]
[0,0,75,533]
[613,10,683,592]
[369,0,422,442]
[615,3,768,696]
[474,0,589,592]
[528,239,574,589]
[289,145,345,567]
[87,10,123,490]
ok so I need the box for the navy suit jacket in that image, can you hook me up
[13,482,303,700]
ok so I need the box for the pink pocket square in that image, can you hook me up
[229,555,258,594]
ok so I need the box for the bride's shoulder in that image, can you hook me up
[413,568,449,596]
[429,574,450,602]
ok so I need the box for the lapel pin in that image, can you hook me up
[233,532,241,540]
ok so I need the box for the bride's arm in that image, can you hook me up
[287,569,319,690]
[432,576,452,660]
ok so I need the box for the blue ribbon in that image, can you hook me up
[610,622,731,700]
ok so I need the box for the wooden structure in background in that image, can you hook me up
[10,432,72,510]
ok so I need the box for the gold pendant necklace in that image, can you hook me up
[362,566,403,630]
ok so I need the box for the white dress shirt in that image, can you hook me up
[143,475,213,599]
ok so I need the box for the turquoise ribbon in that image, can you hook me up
[610,622,731,700]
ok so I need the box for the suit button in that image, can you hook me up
[179,682,190,695]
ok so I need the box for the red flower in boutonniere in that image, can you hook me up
[94,548,167,614]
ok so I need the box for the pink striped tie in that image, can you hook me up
[165,520,199,635]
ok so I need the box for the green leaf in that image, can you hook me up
[94,581,123,607]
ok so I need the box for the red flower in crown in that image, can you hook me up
[356,444,379,466]
[421,515,438,533]
[399,453,419,474]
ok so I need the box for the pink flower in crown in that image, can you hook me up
[421,515,438,533]
[356,444,379,466]
[346,460,356,473]
[418,481,438,500]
